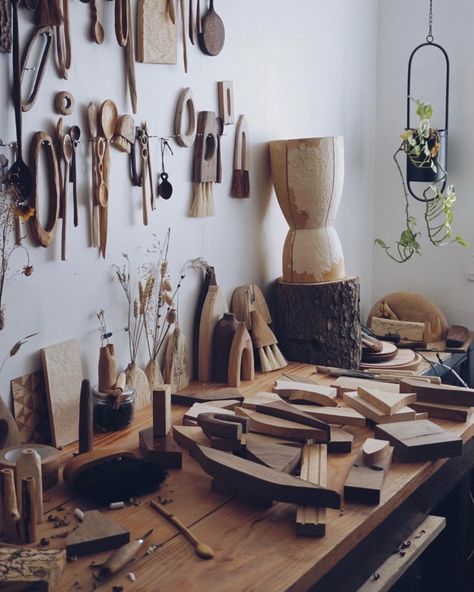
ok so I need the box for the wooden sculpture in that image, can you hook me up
[228,322,255,387]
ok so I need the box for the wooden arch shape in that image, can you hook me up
[228,322,255,388]
[29,131,60,248]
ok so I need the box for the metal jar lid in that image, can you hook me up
[93,385,135,404]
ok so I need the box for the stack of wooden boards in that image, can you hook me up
[172,372,474,535]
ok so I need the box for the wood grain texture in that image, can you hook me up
[370,317,425,342]
[235,406,329,442]
[344,445,394,505]
[1,387,23,448]
[172,387,243,406]
[217,81,234,124]
[362,438,390,465]
[136,0,177,63]
[65,510,130,557]
[162,326,189,393]
[400,378,474,406]
[357,386,417,416]
[255,399,330,437]
[274,276,361,369]
[333,376,400,396]
[244,441,301,474]
[174,87,197,147]
[291,404,366,428]
[408,401,471,423]
[0,546,66,590]
[343,392,416,424]
[153,385,171,437]
[374,420,463,462]
[193,111,218,183]
[41,339,83,448]
[228,321,255,387]
[198,285,228,382]
[274,377,337,406]
[191,444,340,508]
[296,444,327,536]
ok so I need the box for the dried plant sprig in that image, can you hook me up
[96,309,112,346]
[0,332,38,375]
[0,185,33,331]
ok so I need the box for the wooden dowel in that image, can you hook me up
[0,468,21,542]
[79,379,93,454]
[16,448,43,523]
[149,500,214,559]
[20,477,38,543]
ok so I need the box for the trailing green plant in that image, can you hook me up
[375,98,469,263]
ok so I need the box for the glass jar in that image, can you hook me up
[93,386,135,431]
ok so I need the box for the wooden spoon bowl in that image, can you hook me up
[201,0,225,56]
[100,100,118,141]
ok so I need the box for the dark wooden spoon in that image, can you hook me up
[200,0,224,56]
[7,0,33,205]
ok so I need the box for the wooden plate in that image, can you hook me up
[360,349,421,370]
[362,341,398,363]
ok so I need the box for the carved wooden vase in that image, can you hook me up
[269,136,345,283]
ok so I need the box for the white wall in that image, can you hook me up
[373,0,474,326]
[0,0,378,399]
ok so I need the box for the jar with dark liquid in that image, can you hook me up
[92,386,135,431]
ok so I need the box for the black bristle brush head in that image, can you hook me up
[73,456,168,506]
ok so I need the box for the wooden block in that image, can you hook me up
[0,546,66,591]
[415,412,429,420]
[197,413,249,441]
[65,510,129,557]
[211,478,273,507]
[408,401,472,423]
[193,111,218,184]
[400,379,474,406]
[235,406,329,442]
[243,441,301,474]
[228,322,255,388]
[291,404,366,428]
[191,444,340,508]
[274,378,337,407]
[343,392,416,424]
[153,385,171,437]
[362,438,391,465]
[328,426,353,453]
[136,0,177,64]
[371,317,425,341]
[171,387,243,406]
[139,429,182,468]
[41,339,83,448]
[357,515,446,592]
[333,376,400,396]
[296,444,327,536]
[183,403,235,425]
[344,445,394,505]
[446,325,469,348]
[218,81,235,125]
[357,386,417,416]
[254,399,331,437]
[374,420,463,462]
[172,425,209,451]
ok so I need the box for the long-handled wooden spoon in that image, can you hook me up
[90,0,104,44]
[150,500,213,560]
[61,133,73,261]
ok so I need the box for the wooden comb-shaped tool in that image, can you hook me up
[250,310,287,372]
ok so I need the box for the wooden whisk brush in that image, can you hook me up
[250,310,287,372]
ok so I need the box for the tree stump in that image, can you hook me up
[273,277,361,369]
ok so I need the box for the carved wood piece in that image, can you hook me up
[172,387,243,406]
[136,0,177,64]
[0,546,66,590]
[193,111,218,183]
[362,438,391,465]
[296,444,327,536]
[374,420,463,462]
[191,444,340,508]
[29,131,60,247]
[217,81,234,124]
[343,392,416,424]
[344,445,394,505]
[174,87,197,147]
[400,379,474,407]
[198,285,228,382]
[65,510,130,557]
[357,386,417,416]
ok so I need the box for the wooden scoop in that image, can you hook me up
[200,0,224,56]
[230,114,250,198]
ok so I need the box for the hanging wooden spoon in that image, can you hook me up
[69,125,81,227]
[7,0,33,204]
[100,99,118,142]
[61,134,73,261]
[87,102,100,248]
[90,0,104,44]
[200,0,224,56]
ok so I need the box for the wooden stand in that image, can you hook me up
[139,385,182,468]
[273,276,361,368]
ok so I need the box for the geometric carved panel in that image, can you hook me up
[11,369,52,445]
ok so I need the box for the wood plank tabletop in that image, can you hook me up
[35,360,474,592]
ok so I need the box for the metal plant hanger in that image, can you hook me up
[406,0,449,202]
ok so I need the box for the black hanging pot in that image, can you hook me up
[406,41,449,201]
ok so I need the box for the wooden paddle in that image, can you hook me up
[200,0,224,56]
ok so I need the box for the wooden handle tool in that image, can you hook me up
[99,529,153,579]
[150,500,214,559]
[114,0,128,46]
[124,0,137,113]
[180,0,187,72]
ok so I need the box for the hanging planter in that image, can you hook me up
[406,37,449,201]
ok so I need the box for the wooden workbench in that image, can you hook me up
[36,361,474,591]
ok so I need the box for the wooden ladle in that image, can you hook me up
[200,0,224,56]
